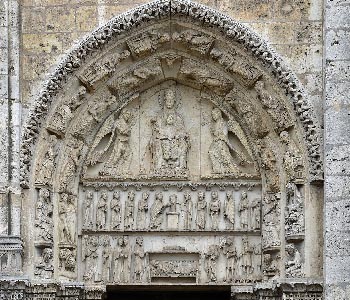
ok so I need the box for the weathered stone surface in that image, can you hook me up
[4,0,350,299]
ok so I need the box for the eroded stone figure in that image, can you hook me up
[262,253,278,279]
[102,237,112,282]
[48,86,86,135]
[110,191,122,230]
[133,237,146,282]
[59,247,76,277]
[280,131,303,182]
[209,108,244,175]
[99,109,134,176]
[59,138,82,193]
[262,193,281,250]
[34,248,54,279]
[255,80,292,132]
[250,198,261,230]
[36,135,57,186]
[58,193,76,244]
[124,191,135,230]
[137,192,149,230]
[285,244,303,278]
[150,89,190,177]
[119,236,131,283]
[112,237,124,282]
[196,191,207,230]
[221,237,238,282]
[241,237,253,276]
[205,245,219,282]
[285,183,304,236]
[256,139,279,192]
[96,191,108,230]
[150,192,167,230]
[239,191,249,230]
[83,236,98,281]
[224,191,235,230]
[182,191,193,230]
[35,188,53,242]
[83,191,94,230]
[209,191,220,230]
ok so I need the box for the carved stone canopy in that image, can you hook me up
[19,0,323,294]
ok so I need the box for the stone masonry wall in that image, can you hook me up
[324,0,350,298]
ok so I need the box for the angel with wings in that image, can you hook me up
[88,108,135,176]
[208,108,250,175]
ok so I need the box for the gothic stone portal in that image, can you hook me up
[23,0,323,297]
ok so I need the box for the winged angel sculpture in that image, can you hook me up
[87,109,136,177]
[203,108,254,176]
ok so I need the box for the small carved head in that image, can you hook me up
[169,194,177,204]
[39,188,50,200]
[128,191,135,200]
[280,131,290,145]
[101,191,108,200]
[113,191,120,199]
[241,191,247,199]
[285,244,296,256]
[184,191,191,201]
[42,248,53,262]
[123,235,129,245]
[263,253,272,264]
[156,192,163,201]
[118,237,124,246]
[198,191,205,200]
[136,236,143,246]
[142,191,149,200]
[211,108,222,121]
[78,86,87,98]
[211,191,218,200]
[121,109,131,122]
[226,237,233,245]
[254,80,264,92]
[86,191,93,199]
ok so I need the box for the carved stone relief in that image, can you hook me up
[35,188,53,244]
[21,1,321,294]
[262,193,281,251]
[79,183,261,233]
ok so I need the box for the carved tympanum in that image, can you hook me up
[25,0,318,289]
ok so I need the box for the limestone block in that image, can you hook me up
[45,6,76,32]
[326,30,350,61]
[325,108,350,145]
[75,6,98,32]
[217,0,272,21]
[22,33,63,54]
[0,47,8,75]
[325,256,350,284]
[21,7,46,33]
[295,22,323,44]
[326,145,350,175]
[325,175,350,201]
[326,6,350,29]
[326,81,350,108]
[326,60,350,81]
[289,44,323,74]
